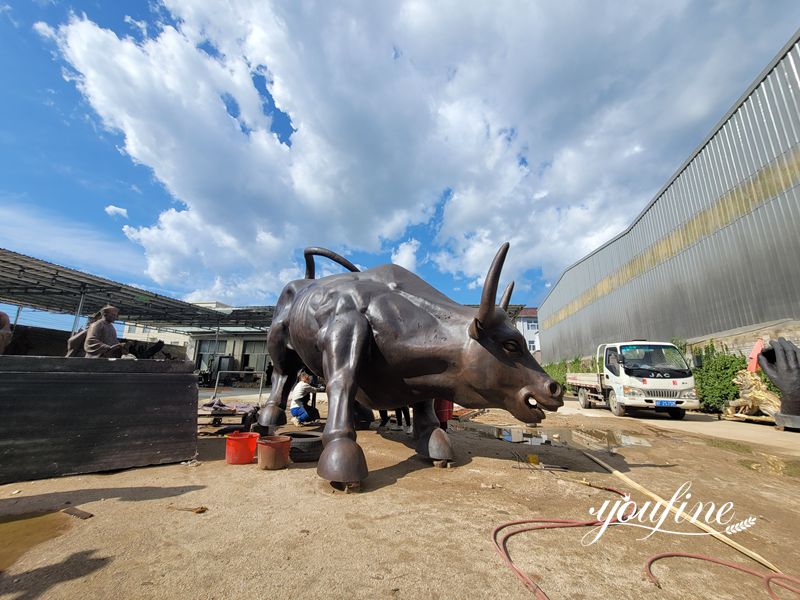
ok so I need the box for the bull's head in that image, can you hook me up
[460,243,563,424]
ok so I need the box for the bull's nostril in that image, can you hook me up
[549,382,562,397]
[525,396,537,408]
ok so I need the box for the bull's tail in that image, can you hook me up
[303,247,360,279]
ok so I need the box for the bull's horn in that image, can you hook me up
[499,280,514,312]
[476,242,510,325]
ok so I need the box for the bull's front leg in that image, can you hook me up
[412,399,454,466]
[255,320,300,431]
[317,312,370,486]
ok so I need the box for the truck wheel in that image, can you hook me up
[608,390,625,417]
[578,388,591,409]
[668,408,686,420]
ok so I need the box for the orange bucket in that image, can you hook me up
[225,432,260,464]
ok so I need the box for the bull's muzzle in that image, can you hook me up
[512,381,564,423]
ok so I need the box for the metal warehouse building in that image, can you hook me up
[539,30,800,363]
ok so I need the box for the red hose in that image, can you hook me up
[645,553,800,599]
[493,482,800,599]
[492,481,629,599]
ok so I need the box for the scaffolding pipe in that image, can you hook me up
[71,289,86,334]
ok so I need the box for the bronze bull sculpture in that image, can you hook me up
[256,242,564,486]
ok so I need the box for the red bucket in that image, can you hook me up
[225,432,260,464]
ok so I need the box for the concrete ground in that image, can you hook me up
[560,395,800,458]
[1,396,799,600]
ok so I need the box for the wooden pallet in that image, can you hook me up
[721,413,775,424]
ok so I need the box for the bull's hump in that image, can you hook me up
[364,264,460,305]
[364,276,473,343]
[296,263,473,323]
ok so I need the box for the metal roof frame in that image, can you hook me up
[0,248,273,332]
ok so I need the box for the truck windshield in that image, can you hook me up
[620,344,691,377]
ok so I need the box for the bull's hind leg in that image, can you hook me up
[412,399,454,465]
[317,311,370,486]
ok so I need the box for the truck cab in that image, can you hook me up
[567,341,698,419]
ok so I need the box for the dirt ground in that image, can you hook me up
[1,400,799,600]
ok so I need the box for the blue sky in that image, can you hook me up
[1,1,799,331]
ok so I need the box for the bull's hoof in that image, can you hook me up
[416,427,454,462]
[432,459,453,469]
[257,404,286,427]
[317,437,368,484]
[250,423,272,437]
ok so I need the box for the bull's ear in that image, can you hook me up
[468,318,484,340]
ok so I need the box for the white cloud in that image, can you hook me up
[35,2,800,302]
[32,20,55,39]
[123,15,147,38]
[391,238,421,273]
[1,4,18,28]
[104,204,128,219]
[0,198,144,276]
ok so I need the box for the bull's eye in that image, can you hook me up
[503,340,522,354]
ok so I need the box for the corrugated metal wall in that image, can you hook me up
[539,31,800,363]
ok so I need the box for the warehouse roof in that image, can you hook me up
[0,248,273,332]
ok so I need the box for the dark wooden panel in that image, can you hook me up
[0,356,196,373]
[4,325,71,357]
[0,358,198,484]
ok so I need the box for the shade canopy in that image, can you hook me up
[0,248,273,332]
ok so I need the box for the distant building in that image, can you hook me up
[515,307,540,354]
[123,300,273,373]
[186,331,271,373]
[122,323,191,347]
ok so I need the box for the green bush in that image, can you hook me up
[543,356,596,390]
[692,343,746,412]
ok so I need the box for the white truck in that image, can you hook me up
[566,341,698,419]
